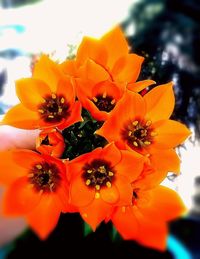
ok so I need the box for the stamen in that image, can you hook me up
[87,169,93,174]
[50,183,54,191]
[38,109,44,114]
[52,93,57,99]
[111,99,116,105]
[58,108,63,113]
[95,185,100,190]
[106,181,112,188]
[48,115,54,118]
[132,120,139,126]
[102,92,107,98]
[133,141,139,147]
[28,173,34,178]
[36,164,42,169]
[146,120,152,126]
[108,171,114,177]
[93,97,98,102]
[144,141,151,145]
[128,131,132,136]
[95,192,100,199]
[61,97,65,104]
[86,179,91,186]
[98,166,106,173]
[150,131,157,136]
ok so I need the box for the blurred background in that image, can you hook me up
[0,0,200,258]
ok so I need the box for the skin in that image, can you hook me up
[0,120,39,248]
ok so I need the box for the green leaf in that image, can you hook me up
[83,222,93,237]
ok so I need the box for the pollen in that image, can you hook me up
[58,108,63,113]
[111,99,116,105]
[106,181,112,188]
[146,120,152,126]
[103,92,107,98]
[93,97,98,102]
[29,162,61,193]
[95,192,100,199]
[144,141,151,145]
[52,93,57,99]
[108,171,114,177]
[99,166,106,173]
[133,141,138,147]
[86,179,91,186]
[150,131,157,136]
[82,159,115,191]
[95,185,100,190]
[38,94,70,123]
[132,120,139,126]
[128,131,132,136]
[36,164,42,169]
[38,109,44,114]
[60,97,65,104]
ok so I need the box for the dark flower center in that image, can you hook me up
[41,135,51,145]
[92,93,115,112]
[121,119,157,149]
[28,162,61,193]
[38,94,70,123]
[82,159,115,191]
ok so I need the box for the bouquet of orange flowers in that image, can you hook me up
[0,27,191,250]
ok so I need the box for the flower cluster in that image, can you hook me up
[0,27,191,250]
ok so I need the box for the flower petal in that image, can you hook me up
[99,143,122,168]
[57,101,82,130]
[115,150,144,182]
[112,206,139,240]
[114,175,133,206]
[70,175,95,207]
[76,37,107,68]
[3,177,41,215]
[12,149,43,170]
[150,149,180,174]
[112,54,144,83]
[33,55,64,93]
[96,91,146,144]
[27,194,61,239]
[141,186,187,222]
[56,77,75,106]
[127,79,156,92]
[78,59,110,83]
[60,60,78,77]
[2,104,40,129]
[136,209,168,251]
[15,78,51,111]
[100,184,119,204]
[100,26,129,69]
[0,151,27,185]
[80,198,111,231]
[144,82,175,121]
[153,120,191,149]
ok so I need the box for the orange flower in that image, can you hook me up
[36,128,65,158]
[0,149,71,239]
[67,143,145,230]
[134,148,181,190]
[1,55,82,130]
[61,27,155,92]
[96,83,191,155]
[75,79,125,121]
[111,185,186,250]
